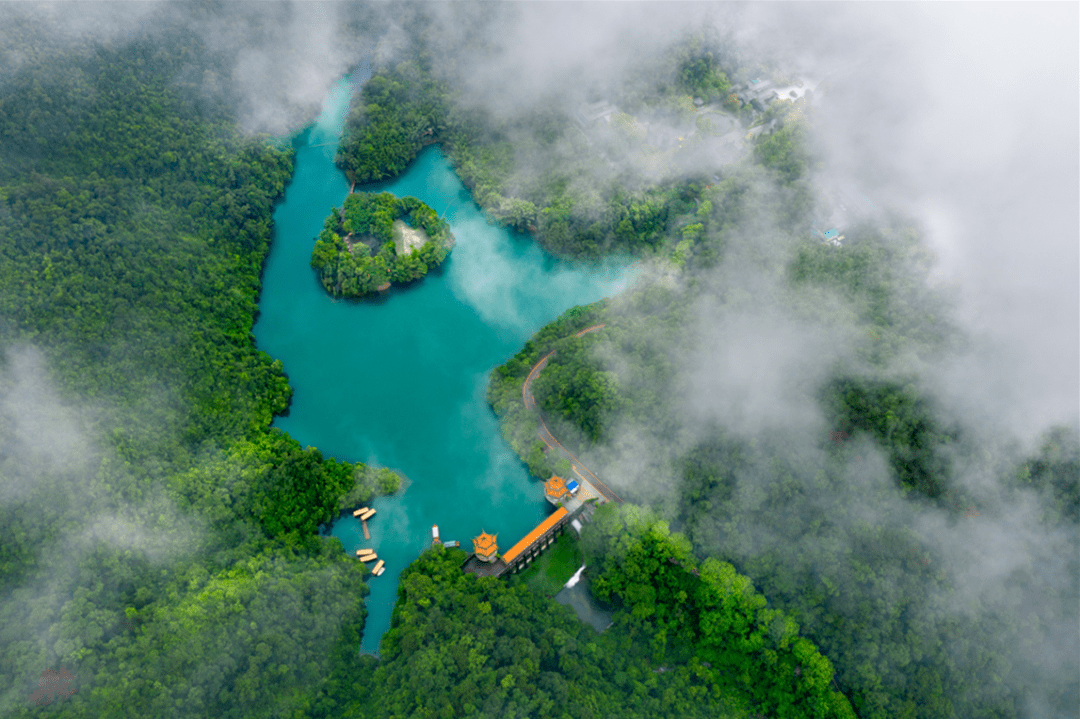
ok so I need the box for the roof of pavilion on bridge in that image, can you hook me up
[473,531,498,555]
[502,507,569,564]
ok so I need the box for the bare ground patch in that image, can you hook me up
[393,220,428,256]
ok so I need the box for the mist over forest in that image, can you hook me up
[0,2,1076,718]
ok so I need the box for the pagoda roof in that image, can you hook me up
[545,475,569,499]
[473,531,498,555]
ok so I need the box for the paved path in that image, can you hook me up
[522,350,555,410]
[520,325,623,504]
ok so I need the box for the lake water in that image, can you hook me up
[252,70,638,653]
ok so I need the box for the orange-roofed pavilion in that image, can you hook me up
[545,475,569,500]
[473,531,498,562]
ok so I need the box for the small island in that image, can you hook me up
[310,191,454,298]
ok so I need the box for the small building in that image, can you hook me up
[566,479,580,495]
[544,475,570,505]
[472,531,499,563]
[575,100,618,127]
[815,226,844,246]
[749,90,780,111]
[738,78,771,95]
[811,215,847,244]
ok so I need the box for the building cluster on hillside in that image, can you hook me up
[570,71,814,167]
[735,78,815,112]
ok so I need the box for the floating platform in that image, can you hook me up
[359,508,376,521]
[371,559,385,575]
[352,506,370,518]
[358,552,377,562]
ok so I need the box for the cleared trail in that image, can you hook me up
[520,324,623,504]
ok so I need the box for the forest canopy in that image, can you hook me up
[334,521,854,719]
[1,5,1074,719]
[334,27,810,261]
[0,13,396,718]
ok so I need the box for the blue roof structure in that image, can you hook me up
[823,229,839,240]
[567,480,580,493]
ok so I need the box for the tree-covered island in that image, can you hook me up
[311,191,454,298]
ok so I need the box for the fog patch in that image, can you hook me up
[682,298,849,440]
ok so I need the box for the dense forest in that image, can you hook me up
[341,11,1075,718]
[335,506,853,719]
[2,3,1075,719]
[336,17,809,260]
[311,191,453,299]
[0,10,401,717]
[0,6,851,718]
[487,198,1079,718]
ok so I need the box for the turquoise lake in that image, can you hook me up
[252,71,638,653]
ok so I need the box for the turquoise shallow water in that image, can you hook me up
[253,72,638,653]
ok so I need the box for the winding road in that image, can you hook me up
[521,324,624,504]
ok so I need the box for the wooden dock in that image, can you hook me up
[362,519,371,539]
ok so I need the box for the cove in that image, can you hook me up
[253,70,639,653]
